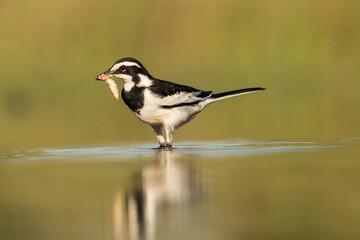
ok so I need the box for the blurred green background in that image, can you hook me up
[1,0,360,148]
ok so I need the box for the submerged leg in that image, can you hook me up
[164,125,174,148]
[152,126,166,148]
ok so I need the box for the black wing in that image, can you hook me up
[149,79,212,108]
[149,79,211,97]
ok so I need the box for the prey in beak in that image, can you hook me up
[96,72,111,81]
[95,72,120,100]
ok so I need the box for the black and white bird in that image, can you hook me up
[96,57,265,148]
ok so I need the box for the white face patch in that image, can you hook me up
[137,74,153,87]
[113,73,133,83]
[124,82,135,92]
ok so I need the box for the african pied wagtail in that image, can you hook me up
[96,57,265,148]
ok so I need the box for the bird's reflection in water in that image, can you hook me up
[110,150,208,240]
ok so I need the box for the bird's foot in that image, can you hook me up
[157,145,173,150]
[157,144,167,150]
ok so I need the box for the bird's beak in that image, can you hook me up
[95,72,111,81]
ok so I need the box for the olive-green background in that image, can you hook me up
[1,0,359,148]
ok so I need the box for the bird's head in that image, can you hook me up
[96,57,150,83]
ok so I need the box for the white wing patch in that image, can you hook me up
[162,91,212,106]
[143,89,212,107]
[140,89,211,127]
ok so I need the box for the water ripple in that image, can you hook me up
[1,138,359,163]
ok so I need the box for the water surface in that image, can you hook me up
[1,139,360,240]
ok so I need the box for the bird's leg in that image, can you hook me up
[164,125,174,148]
[152,126,166,148]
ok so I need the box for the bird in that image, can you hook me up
[96,57,265,148]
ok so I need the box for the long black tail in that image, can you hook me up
[210,87,265,102]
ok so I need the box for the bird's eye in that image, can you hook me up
[120,65,126,71]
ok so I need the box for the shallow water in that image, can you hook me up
[1,139,360,240]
